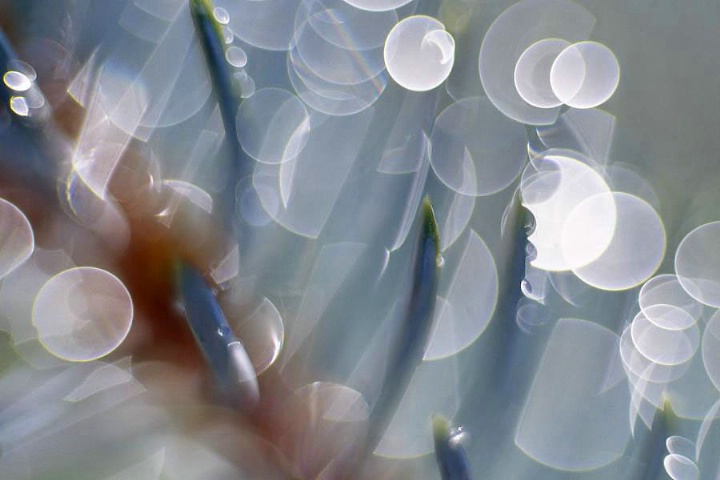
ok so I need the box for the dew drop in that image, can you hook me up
[226,46,247,68]
[3,71,31,92]
[9,96,29,116]
[213,6,230,25]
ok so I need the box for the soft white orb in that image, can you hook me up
[384,16,455,92]
[33,267,133,362]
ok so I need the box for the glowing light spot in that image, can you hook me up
[630,306,699,366]
[3,71,31,92]
[225,46,247,68]
[212,6,230,24]
[573,193,665,291]
[384,16,455,92]
[424,230,498,360]
[521,152,613,272]
[514,38,569,108]
[9,96,29,116]
[478,0,595,125]
[702,310,720,392]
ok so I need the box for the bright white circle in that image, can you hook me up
[384,16,455,92]
[560,192,617,270]
[550,41,620,109]
[521,152,613,272]
[514,38,569,108]
[639,275,703,322]
[573,193,665,291]
[675,221,720,308]
[3,70,32,92]
[33,267,133,362]
[620,325,689,384]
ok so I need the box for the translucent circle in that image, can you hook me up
[292,22,384,87]
[0,198,34,280]
[236,88,310,164]
[642,304,697,331]
[225,46,247,68]
[341,0,413,12]
[297,1,398,51]
[513,38,569,108]
[666,436,696,459]
[32,267,134,362]
[424,230,498,360]
[573,193,665,291]
[664,454,699,480]
[3,71,31,92]
[550,41,620,109]
[213,6,230,24]
[384,16,455,92]
[287,51,385,116]
[675,221,720,308]
[639,275,703,322]
[548,44,585,104]
[7,60,37,82]
[10,96,29,116]
[701,310,720,392]
[430,97,527,196]
[631,309,699,366]
[620,325,689,384]
[237,178,275,227]
[478,0,595,125]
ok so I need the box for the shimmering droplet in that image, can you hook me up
[213,6,230,24]
[384,16,455,92]
[9,96,29,116]
[550,41,620,109]
[3,71,32,92]
[222,25,234,44]
[225,46,247,68]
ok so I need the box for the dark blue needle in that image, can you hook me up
[176,261,259,410]
[433,415,473,480]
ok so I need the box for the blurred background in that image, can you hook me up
[0,0,719,478]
